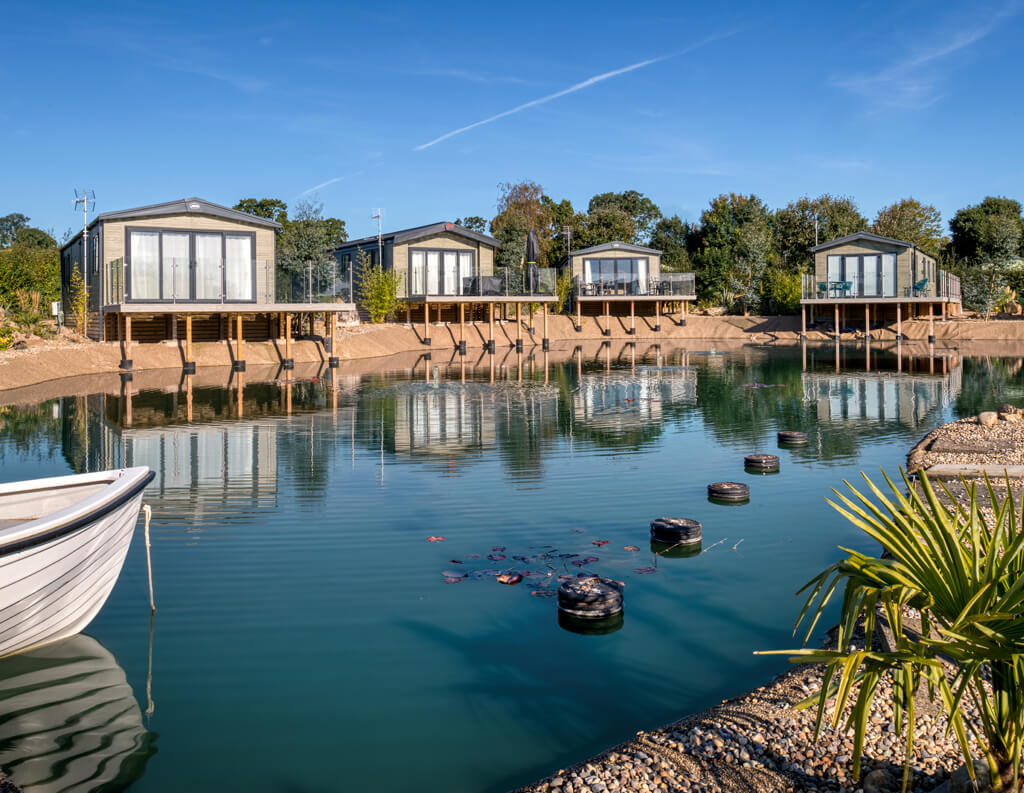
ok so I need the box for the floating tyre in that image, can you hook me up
[707,481,750,503]
[650,517,702,546]
[744,454,780,473]
[777,430,808,445]
[651,539,702,558]
[558,609,624,635]
[557,576,624,620]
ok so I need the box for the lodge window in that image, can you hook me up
[125,228,256,303]
[583,257,649,287]
[409,248,475,295]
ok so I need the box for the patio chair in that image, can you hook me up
[912,277,929,297]
[817,281,827,299]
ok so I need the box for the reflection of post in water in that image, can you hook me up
[801,338,807,372]
[630,342,636,372]
[517,350,522,384]
[576,345,583,380]
[834,337,840,373]
[236,370,245,418]
[865,337,871,373]
[122,375,133,427]
[460,355,466,383]
[930,343,935,375]
[897,340,903,373]
[544,350,549,385]
[605,341,611,374]
[489,350,495,384]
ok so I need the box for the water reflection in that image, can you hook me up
[0,635,156,793]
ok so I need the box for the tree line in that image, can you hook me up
[455,183,1024,315]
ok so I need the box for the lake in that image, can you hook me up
[0,340,1020,793]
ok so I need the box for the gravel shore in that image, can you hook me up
[516,406,1024,793]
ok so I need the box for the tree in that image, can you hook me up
[949,197,1024,263]
[774,195,868,273]
[730,219,771,316]
[872,198,944,256]
[765,471,1024,792]
[691,193,774,306]
[13,227,56,249]
[491,181,547,277]
[0,245,60,307]
[587,190,663,244]
[276,200,338,300]
[576,206,636,249]
[650,215,692,273]
[455,216,487,233]
[0,213,29,248]
[234,198,289,224]
[354,247,401,323]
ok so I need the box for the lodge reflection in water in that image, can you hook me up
[802,340,963,428]
[44,341,969,496]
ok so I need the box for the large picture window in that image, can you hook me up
[583,258,649,293]
[409,248,476,296]
[126,227,255,303]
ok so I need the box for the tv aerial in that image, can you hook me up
[72,189,96,292]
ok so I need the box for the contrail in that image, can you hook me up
[413,31,738,152]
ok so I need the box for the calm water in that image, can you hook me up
[1,341,1022,793]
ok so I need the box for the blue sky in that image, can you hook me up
[2,0,1022,241]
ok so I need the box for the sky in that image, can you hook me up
[2,0,1023,241]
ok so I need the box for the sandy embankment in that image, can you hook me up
[1,313,1023,395]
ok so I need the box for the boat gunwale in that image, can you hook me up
[0,468,154,557]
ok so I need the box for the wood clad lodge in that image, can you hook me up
[800,231,962,338]
[59,197,355,370]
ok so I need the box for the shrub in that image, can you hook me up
[0,244,59,307]
[762,470,1024,791]
[354,248,401,323]
[764,268,802,314]
[0,326,13,350]
[69,265,88,333]
[555,269,574,314]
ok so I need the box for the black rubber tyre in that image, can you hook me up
[651,539,702,558]
[557,577,624,619]
[707,481,750,501]
[777,430,808,444]
[558,610,624,635]
[650,517,702,545]
[744,454,780,471]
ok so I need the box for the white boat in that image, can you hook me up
[0,633,156,792]
[0,467,153,659]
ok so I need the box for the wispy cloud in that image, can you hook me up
[832,5,1020,110]
[413,31,738,151]
[408,67,531,85]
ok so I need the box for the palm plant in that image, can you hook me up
[763,470,1024,791]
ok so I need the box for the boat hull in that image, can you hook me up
[0,468,153,659]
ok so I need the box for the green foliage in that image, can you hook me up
[960,262,1013,318]
[555,269,574,314]
[0,213,29,248]
[773,195,868,274]
[949,197,1024,263]
[69,265,87,332]
[576,205,636,249]
[355,248,401,323]
[277,200,340,283]
[234,198,289,224]
[587,190,662,244]
[763,268,802,314]
[0,326,13,350]
[730,219,771,315]
[13,227,56,249]
[454,216,487,233]
[765,471,1024,791]
[0,244,59,308]
[10,289,51,336]
[650,215,691,273]
[692,193,774,306]
[872,198,945,257]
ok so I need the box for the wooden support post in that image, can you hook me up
[437,303,443,326]
[459,302,465,347]
[801,305,806,336]
[235,314,244,368]
[865,304,870,339]
[124,315,132,363]
[630,301,635,335]
[928,303,935,342]
[406,305,411,325]
[516,302,522,346]
[424,302,431,345]
[330,311,337,353]
[542,302,549,349]
[896,304,902,339]
[284,312,293,364]
[185,314,193,363]
[834,303,839,339]
[683,299,688,318]
[603,300,609,336]
[655,300,661,331]
[489,302,495,350]
[169,313,177,341]
[941,301,947,321]
[576,298,581,331]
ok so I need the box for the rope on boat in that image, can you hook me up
[142,504,155,613]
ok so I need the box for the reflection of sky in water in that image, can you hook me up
[0,343,1018,793]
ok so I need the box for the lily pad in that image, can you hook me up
[624,545,640,552]
[427,536,446,542]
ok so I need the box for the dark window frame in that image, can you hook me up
[407,246,477,297]
[124,226,257,304]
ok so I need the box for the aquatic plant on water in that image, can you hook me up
[762,470,1024,791]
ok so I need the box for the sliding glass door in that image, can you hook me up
[126,228,256,303]
[881,254,897,296]
[408,248,476,296]
[862,255,879,297]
